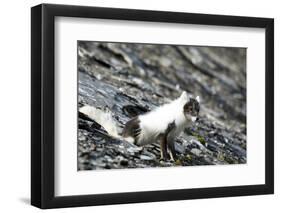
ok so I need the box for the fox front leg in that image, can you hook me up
[166,121,177,161]
[159,134,177,162]
[159,135,168,161]
[167,135,177,162]
[160,121,176,161]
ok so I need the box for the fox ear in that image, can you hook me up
[196,96,200,103]
[180,91,188,100]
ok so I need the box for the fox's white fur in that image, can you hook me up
[79,105,121,139]
[135,92,199,145]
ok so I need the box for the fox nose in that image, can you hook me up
[196,117,199,122]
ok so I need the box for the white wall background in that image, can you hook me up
[0,0,279,212]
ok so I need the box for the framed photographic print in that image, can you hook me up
[31,3,274,209]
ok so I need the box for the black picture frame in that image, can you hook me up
[31,3,274,209]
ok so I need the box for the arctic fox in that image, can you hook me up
[122,91,200,161]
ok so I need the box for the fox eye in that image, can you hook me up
[188,106,193,111]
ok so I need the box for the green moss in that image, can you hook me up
[241,143,246,150]
[191,132,206,145]
[186,154,192,161]
[217,152,225,161]
[224,156,237,164]
[175,159,182,165]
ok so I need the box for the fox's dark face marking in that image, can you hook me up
[183,98,200,118]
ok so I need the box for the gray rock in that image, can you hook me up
[140,155,154,161]
[190,148,203,157]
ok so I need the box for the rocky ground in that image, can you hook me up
[77,41,246,170]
